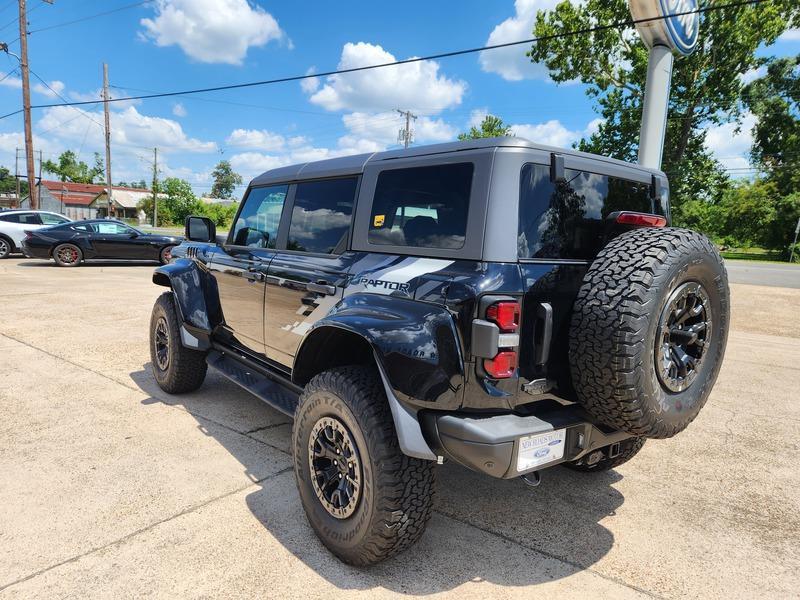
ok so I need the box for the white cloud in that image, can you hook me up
[480,0,568,81]
[172,102,187,117]
[300,67,320,94]
[308,42,466,115]
[140,0,286,65]
[36,105,217,154]
[704,112,757,173]
[779,28,800,42]
[226,128,287,151]
[342,111,456,146]
[740,66,766,86]
[32,80,65,98]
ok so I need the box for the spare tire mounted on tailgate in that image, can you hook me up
[569,227,730,439]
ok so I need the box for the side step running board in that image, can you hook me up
[206,349,299,417]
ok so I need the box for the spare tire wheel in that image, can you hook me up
[569,227,729,439]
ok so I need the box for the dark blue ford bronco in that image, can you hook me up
[148,137,729,565]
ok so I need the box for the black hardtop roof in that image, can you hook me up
[249,136,665,187]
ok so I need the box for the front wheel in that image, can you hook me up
[53,243,82,267]
[0,236,11,259]
[292,366,435,566]
[149,292,207,393]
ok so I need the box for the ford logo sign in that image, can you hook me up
[629,0,700,56]
[534,448,550,458]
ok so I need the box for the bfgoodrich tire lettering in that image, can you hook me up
[292,366,435,566]
[569,228,730,439]
[149,291,207,393]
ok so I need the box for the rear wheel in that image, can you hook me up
[292,366,435,566]
[0,236,11,259]
[159,245,176,265]
[563,437,646,472]
[53,243,82,267]
[149,292,207,393]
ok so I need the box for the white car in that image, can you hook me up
[0,210,72,258]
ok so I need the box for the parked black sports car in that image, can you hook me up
[21,219,183,267]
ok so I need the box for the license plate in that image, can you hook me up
[517,429,566,472]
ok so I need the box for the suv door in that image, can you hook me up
[208,184,289,356]
[264,177,359,366]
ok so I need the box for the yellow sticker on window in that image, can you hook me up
[373,214,385,227]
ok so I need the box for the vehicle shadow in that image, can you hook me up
[130,365,624,593]
[16,260,159,268]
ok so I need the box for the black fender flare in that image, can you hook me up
[152,258,221,349]
[293,294,465,460]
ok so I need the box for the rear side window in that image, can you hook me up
[287,177,357,254]
[0,212,39,224]
[368,163,473,250]
[231,184,288,248]
[518,164,657,260]
[40,213,69,225]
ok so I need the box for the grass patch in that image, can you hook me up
[721,247,795,263]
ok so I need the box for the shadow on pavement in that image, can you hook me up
[130,364,623,593]
[16,260,159,268]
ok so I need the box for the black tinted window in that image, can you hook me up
[518,164,657,260]
[287,178,357,254]
[368,163,473,249]
[231,184,288,248]
[0,212,39,224]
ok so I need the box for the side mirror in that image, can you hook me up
[185,216,216,243]
[128,231,138,238]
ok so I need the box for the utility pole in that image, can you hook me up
[396,109,417,149]
[17,0,37,208]
[151,147,158,227]
[102,62,113,218]
[37,149,41,186]
[14,148,20,207]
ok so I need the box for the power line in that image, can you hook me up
[28,0,155,35]
[0,0,769,120]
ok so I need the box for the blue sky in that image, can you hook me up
[0,0,797,196]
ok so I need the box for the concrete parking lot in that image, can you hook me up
[1,257,799,599]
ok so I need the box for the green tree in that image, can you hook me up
[0,166,27,196]
[210,160,243,199]
[42,151,105,184]
[458,114,513,140]
[529,0,800,214]
[743,54,800,197]
[160,177,203,225]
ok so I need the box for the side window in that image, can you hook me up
[287,177,357,254]
[94,222,132,234]
[0,213,39,224]
[230,184,288,248]
[368,163,473,249]
[40,213,69,225]
[72,224,92,232]
[518,164,656,260]
[0,213,16,222]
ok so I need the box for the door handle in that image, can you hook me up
[306,281,336,295]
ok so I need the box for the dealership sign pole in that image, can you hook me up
[629,0,700,169]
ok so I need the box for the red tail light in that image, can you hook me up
[484,351,517,379]
[485,301,520,333]
[615,211,667,228]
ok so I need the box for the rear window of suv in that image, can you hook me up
[368,162,473,250]
[518,163,660,260]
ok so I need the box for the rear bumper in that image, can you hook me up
[20,241,49,259]
[421,404,632,479]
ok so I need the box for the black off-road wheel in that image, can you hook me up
[149,292,207,394]
[0,235,12,259]
[569,228,729,439]
[53,243,82,267]
[292,366,435,566]
[563,437,646,472]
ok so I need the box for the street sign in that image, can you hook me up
[629,0,700,56]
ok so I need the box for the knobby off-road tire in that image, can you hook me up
[149,291,207,394]
[563,437,646,472]
[292,366,435,566]
[569,228,729,439]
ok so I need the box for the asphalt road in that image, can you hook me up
[724,259,800,288]
[1,258,799,598]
